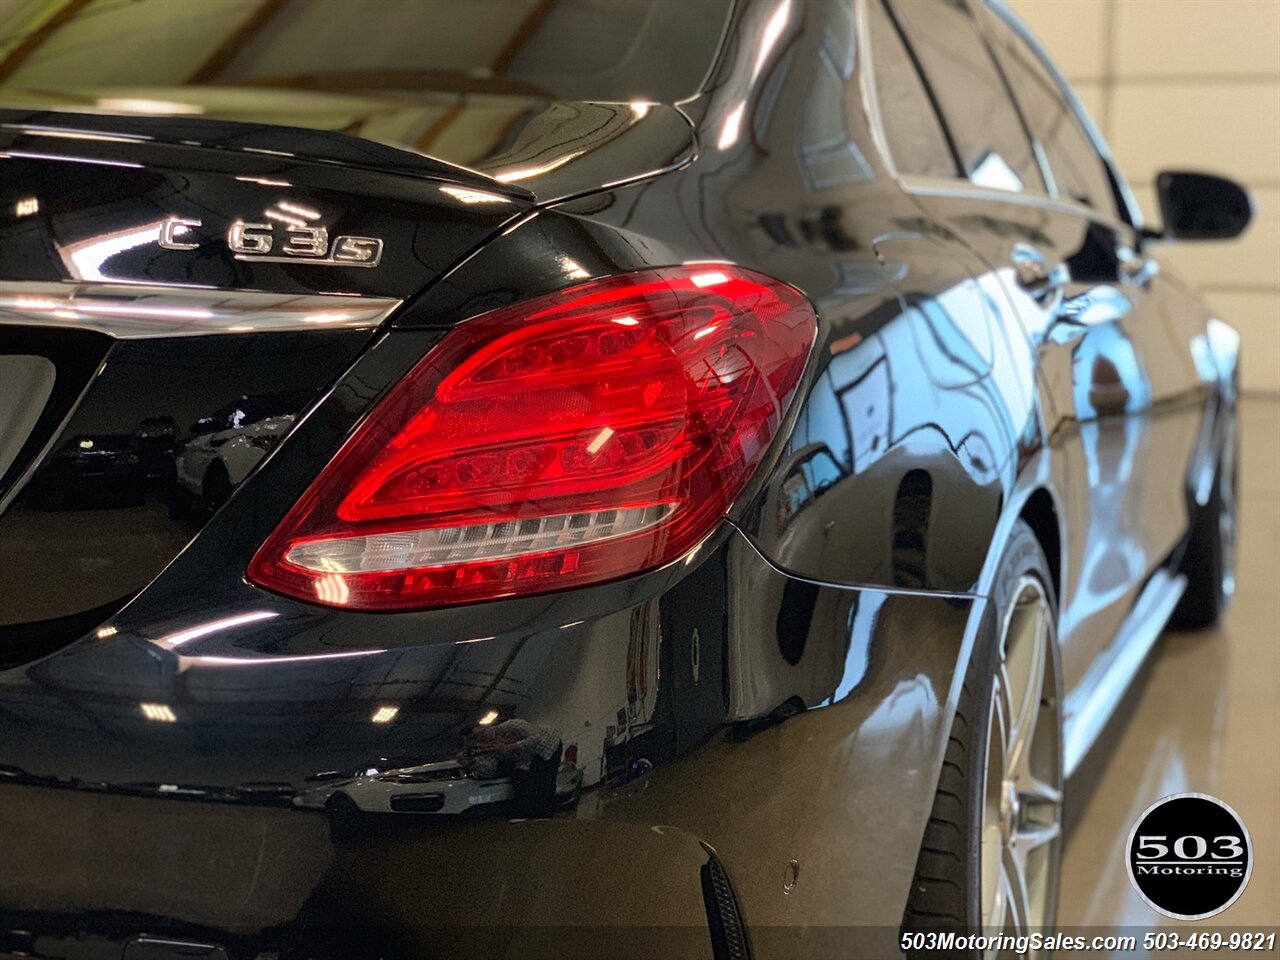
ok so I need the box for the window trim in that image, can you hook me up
[856,0,1142,236]
[881,0,1047,195]
[982,0,1144,230]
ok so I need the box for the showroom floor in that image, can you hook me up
[1058,397,1279,938]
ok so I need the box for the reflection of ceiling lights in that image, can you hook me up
[304,313,353,325]
[140,702,177,722]
[177,649,385,668]
[752,0,792,81]
[717,101,745,151]
[371,705,399,724]
[691,271,729,288]
[477,710,499,726]
[26,129,142,144]
[557,256,589,280]
[265,208,307,228]
[440,185,509,204]
[97,98,204,116]
[585,426,614,456]
[7,150,140,169]
[314,573,351,605]
[236,176,292,187]
[277,201,320,220]
[157,610,279,649]
[263,199,322,229]
[57,221,167,282]
[492,151,583,183]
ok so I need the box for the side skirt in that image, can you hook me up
[1062,569,1188,778]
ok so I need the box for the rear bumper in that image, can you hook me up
[0,527,985,958]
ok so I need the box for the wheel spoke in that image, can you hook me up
[1019,773,1062,808]
[990,684,1008,779]
[996,662,1014,745]
[1003,845,1031,935]
[1016,818,1061,853]
[986,861,1010,934]
[985,871,1010,960]
[1005,601,1046,772]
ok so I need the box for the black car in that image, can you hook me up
[0,0,1249,957]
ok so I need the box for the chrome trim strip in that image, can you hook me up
[898,177,1136,235]
[984,0,1147,231]
[1061,569,1187,778]
[0,355,55,482]
[0,282,401,338]
[0,347,107,519]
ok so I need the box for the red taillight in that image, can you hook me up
[247,265,816,610]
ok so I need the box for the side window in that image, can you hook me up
[980,11,1121,218]
[889,0,1044,194]
[865,0,956,180]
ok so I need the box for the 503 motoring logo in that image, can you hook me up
[1126,793,1254,920]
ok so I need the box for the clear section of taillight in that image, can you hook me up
[247,265,817,610]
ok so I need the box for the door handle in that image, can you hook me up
[1011,244,1067,299]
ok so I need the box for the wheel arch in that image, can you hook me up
[1018,486,1063,610]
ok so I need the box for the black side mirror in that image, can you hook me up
[1156,170,1253,241]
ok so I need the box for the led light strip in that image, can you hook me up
[285,503,677,573]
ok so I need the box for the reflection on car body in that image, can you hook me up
[22,434,145,509]
[0,0,1250,955]
[171,390,311,510]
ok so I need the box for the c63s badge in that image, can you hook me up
[158,216,384,268]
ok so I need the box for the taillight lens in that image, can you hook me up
[247,265,816,610]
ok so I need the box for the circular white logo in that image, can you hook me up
[1126,793,1253,920]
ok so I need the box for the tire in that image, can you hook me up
[903,519,1063,956]
[1169,419,1237,630]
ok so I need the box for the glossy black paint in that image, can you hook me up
[0,129,531,296]
[0,0,1243,957]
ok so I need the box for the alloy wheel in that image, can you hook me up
[979,576,1062,952]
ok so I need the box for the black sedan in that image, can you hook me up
[0,0,1248,957]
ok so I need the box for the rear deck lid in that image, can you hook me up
[0,128,528,641]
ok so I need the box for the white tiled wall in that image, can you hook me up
[1008,0,1280,393]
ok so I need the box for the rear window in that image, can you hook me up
[865,0,956,180]
[0,0,731,104]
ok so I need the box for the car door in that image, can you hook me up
[972,3,1209,734]
[874,0,1203,699]
[859,0,1040,594]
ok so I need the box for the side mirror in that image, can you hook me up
[1155,170,1253,241]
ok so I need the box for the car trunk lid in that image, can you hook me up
[0,113,532,639]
